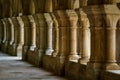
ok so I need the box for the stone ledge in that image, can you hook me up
[101,70,120,80]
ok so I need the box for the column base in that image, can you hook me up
[79,57,89,64]
[68,54,80,62]
[103,63,120,70]
[45,48,53,55]
[52,50,58,57]
[29,45,36,51]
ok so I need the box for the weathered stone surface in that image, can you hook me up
[44,13,54,55]
[11,17,24,56]
[0,52,66,80]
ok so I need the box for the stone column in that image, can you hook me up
[22,16,30,60]
[11,17,18,56]
[0,20,3,47]
[28,15,36,51]
[51,13,59,57]
[33,14,40,51]
[77,9,90,64]
[11,17,24,56]
[83,4,120,80]
[44,13,54,55]
[33,13,46,52]
[37,14,46,54]
[55,10,69,58]
[32,13,46,66]
[1,19,7,52]
[8,18,14,45]
[3,18,10,53]
[17,17,24,46]
[7,18,14,55]
[16,17,24,56]
[1,19,6,44]
[66,10,79,61]
[104,21,120,70]
[22,0,35,60]
[37,14,47,55]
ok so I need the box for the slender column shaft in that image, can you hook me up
[51,13,59,57]
[28,15,36,51]
[55,10,69,57]
[77,9,90,63]
[66,10,79,61]
[0,20,2,44]
[106,27,116,62]
[1,20,6,43]
[44,13,53,55]
[82,27,90,58]
[17,17,24,45]
[8,18,14,45]
[31,22,36,46]
[103,27,120,70]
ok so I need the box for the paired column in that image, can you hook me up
[22,16,30,60]
[1,19,6,44]
[11,17,19,55]
[83,4,120,80]
[28,15,36,51]
[17,17,24,46]
[51,13,59,57]
[8,18,14,45]
[55,10,69,58]
[66,10,79,61]
[36,14,46,54]
[7,18,14,55]
[77,9,90,64]
[0,20,3,45]
[44,13,54,55]
[3,18,10,52]
[11,17,24,56]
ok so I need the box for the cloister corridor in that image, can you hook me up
[0,51,66,80]
[0,0,120,80]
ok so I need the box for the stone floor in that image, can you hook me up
[0,51,66,80]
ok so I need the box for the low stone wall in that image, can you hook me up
[101,70,120,80]
[43,55,65,76]
[65,61,87,80]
